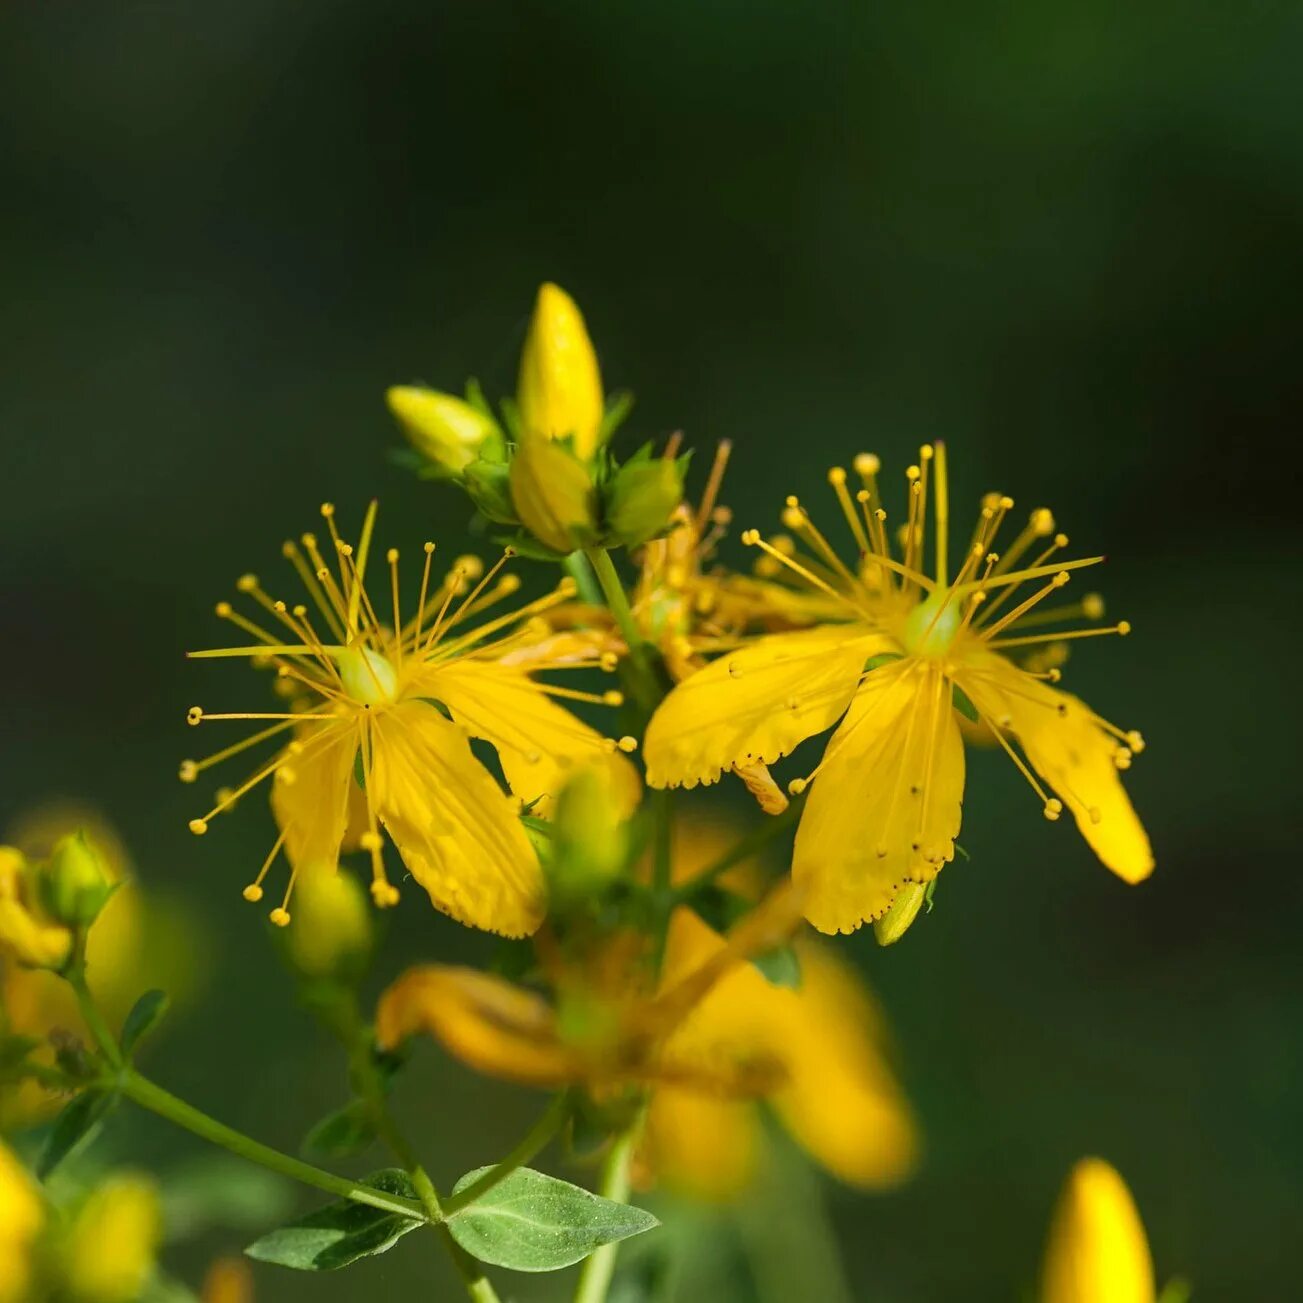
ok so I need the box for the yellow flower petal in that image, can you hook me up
[418,660,640,817]
[0,847,72,970]
[0,1139,41,1303]
[370,700,543,936]
[63,1175,162,1303]
[516,282,604,459]
[641,1087,760,1202]
[644,626,888,789]
[768,942,917,1188]
[269,725,361,873]
[1041,1158,1155,1303]
[375,964,575,1086]
[957,656,1153,883]
[793,666,964,934]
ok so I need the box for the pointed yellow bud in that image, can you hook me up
[509,431,598,554]
[387,385,499,476]
[62,1175,162,1303]
[1041,1158,1155,1303]
[284,868,374,983]
[516,282,605,459]
[0,846,72,970]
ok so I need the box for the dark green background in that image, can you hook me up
[2,3,1300,1299]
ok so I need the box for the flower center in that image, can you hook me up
[900,588,962,659]
[337,647,399,706]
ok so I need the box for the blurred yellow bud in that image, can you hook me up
[45,830,115,928]
[549,765,628,904]
[873,881,927,947]
[63,1175,162,1303]
[1041,1158,1155,1303]
[517,282,605,459]
[387,385,500,477]
[0,1141,42,1303]
[509,431,598,554]
[285,869,373,983]
[201,1257,254,1303]
[0,846,72,970]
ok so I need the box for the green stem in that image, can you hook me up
[443,1089,572,1217]
[571,1120,643,1303]
[584,547,659,710]
[66,962,123,1069]
[119,1070,426,1221]
[563,551,605,606]
[671,794,805,904]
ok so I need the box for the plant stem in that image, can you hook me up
[66,963,123,1069]
[571,1119,642,1303]
[119,1070,426,1220]
[584,546,659,710]
[443,1089,572,1217]
[563,551,605,606]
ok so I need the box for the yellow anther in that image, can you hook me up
[242,884,264,902]
[275,767,297,786]
[453,554,484,580]
[237,574,258,592]
[359,831,383,852]
[740,529,760,546]
[1082,594,1105,619]
[1117,621,1132,636]
[827,467,847,486]
[1114,747,1133,770]
[214,601,232,617]
[1126,730,1145,753]
[599,652,619,672]
[1031,508,1055,535]
[781,505,803,530]
[336,541,353,557]
[320,502,335,518]
[785,495,800,508]
[617,736,638,753]
[423,540,435,554]
[269,908,291,927]
[387,547,399,563]
[293,603,307,617]
[178,760,198,783]
[906,465,920,482]
[788,777,808,796]
[1054,533,1069,548]
[853,452,880,476]
[1053,571,1070,587]
[187,706,203,725]
[1000,496,1014,511]
[556,576,578,597]
[1043,799,1063,821]
[188,819,208,835]
[602,690,624,706]
[499,574,523,595]
[920,443,934,461]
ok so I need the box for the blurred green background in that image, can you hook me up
[2,2,1300,1299]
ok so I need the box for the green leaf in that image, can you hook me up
[751,944,801,989]
[302,1101,377,1160]
[120,990,169,1056]
[863,652,903,673]
[39,1088,116,1177]
[951,683,979,722]
[447,1166,658,1272]
[244,1169,422,1271]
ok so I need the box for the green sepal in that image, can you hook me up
[863,652,904,673]
[446,1166,658,1272]
[120,989,169,1056]
[464,458,518,523]
[39,1088,117,1177]
[244,1169,422,1271]
[749,943,802,990]
[598,390,635,443]
[951,683,979,722]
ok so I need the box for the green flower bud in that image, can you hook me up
[463,458,519,525]
[547,766,628,908]
[873,881,927,947]
[44,831,115,929]
[387,385,500,477]
[285,869,374,984]
[605,449,687,548]
[509,432,599,555]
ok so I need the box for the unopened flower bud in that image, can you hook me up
[387,385,501,477]
[509,432,599,555]
[517,283,605,459]
[0,846,73,969]
[605,450,686,548]
[44,830,116,928]
[873,881,927,947]
[285,868,374,984]
[63,1174,162,1303]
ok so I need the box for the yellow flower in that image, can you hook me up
[375,884,803,1097]
[516,282,605,459]
[0,1140,42,1303]
[0,845,71,970]
[645,445,1152,934]
[183,502,638,937]
[642,910,917,1201]
[62,1174,162,1303]
[386,385,500,477]
[2,805,199,1127]
[201,1258,254,1303]
[1041,1158,1155,1303]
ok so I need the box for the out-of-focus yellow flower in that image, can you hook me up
[2,806,200,1127]
[387,386,500,477]
[284,866,373,982]
[645,445,1152,934]
[1041,1158,1155,1303]
[0,845,71,970]
[184,503,638,937]
[201,1257,254,1303]
[375,884,803,1097]
[62,1175,162,1303]
[0,1140,42,1303]
[516,283,604,459]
